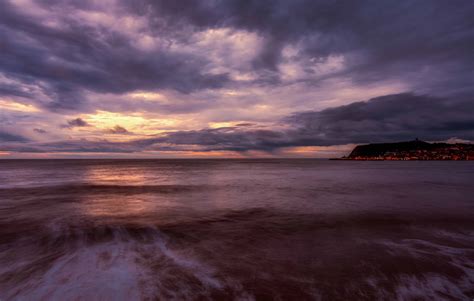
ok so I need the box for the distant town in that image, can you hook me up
[339,139,474,160]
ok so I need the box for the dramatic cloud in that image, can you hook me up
[147,93,474,150]
[0,0,229,111]
[3,93,473,156]
[0,0,473,157]
[286,93,474,146]
[127,0,474,91]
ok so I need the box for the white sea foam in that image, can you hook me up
[3,242,145,300]
[376,234,474,300]
[0,229,232,300]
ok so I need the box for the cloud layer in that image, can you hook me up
[0,0,473,157]
[3,93,473,156]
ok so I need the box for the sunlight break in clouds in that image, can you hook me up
[0,99,40,112]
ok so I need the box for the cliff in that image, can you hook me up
[344,139,474,160]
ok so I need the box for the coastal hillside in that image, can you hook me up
[346,139,474,160]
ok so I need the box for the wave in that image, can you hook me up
[0,225,227,300]
[0,184,210,198]
[1,208,474,300]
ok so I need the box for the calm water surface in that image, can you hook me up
[0,159,473,300]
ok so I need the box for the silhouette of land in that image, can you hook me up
[337,139,474,160]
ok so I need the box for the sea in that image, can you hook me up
[0,159,473,300]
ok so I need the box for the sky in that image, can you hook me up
[0,0,473,158]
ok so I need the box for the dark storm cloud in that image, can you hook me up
[0,83,33,98]
[1,0,473,113]
[1,0,474,157]
[149,127,289,151]
[0,1,229,111]
[131,0,474,90]
[285,93,474,146]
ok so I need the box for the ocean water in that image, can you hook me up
[0,159,473,300]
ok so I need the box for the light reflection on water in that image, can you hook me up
[84,165,150,185]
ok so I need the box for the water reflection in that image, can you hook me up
[84,165,149,185]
